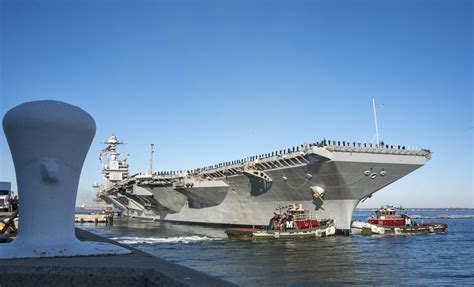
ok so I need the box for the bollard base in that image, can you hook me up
[0,239,130,259]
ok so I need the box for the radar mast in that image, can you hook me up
[100,133,129,186]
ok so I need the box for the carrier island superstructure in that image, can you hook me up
[96,134,431,234]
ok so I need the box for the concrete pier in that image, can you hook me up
[0,228,234,286]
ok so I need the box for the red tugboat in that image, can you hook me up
[368,206,406,226]
[225,203,336,240]
[352,206,447,235]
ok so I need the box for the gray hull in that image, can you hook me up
[165,154,426,230]
[100,145,430,232]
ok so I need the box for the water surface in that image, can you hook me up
[80,210,474,286]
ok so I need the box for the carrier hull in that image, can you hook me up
[163,157,425,231]
[99,144,430,233]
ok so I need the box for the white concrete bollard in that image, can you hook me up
[0,100,130,258]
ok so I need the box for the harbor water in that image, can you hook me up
[79,210,474,286]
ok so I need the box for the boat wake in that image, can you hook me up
[111,235,223,245]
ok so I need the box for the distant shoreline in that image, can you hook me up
[356,208,474,211]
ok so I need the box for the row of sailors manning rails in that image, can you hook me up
[148,140,422,177]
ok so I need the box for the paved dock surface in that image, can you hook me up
[0,228,235,287]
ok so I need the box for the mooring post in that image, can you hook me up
[0,100,130,258]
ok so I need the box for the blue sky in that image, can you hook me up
[1,0,472,207]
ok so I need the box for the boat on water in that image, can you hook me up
[351,206,447,235]
[78,204,114,214]
[94,133,432,234]
[225,204,336,239]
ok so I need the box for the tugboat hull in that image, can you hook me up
[358,223,447,235]
[353,206,448,236]
[225,220,336,240]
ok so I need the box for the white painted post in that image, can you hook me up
[149,143,154,176]
[0,100,130,258]
[372,98,380,146]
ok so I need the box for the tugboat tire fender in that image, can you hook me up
[370,225,379,234]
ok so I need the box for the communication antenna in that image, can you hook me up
[149,144,155,175]
[372,98,380,145]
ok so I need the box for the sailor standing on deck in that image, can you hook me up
[268,212,278,230]
[273,214,282,230]
[281,212,288,231]
[11,196,18,212]
[8,197,13,212]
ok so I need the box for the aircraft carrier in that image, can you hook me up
[95,134,431,234]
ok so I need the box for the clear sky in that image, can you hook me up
[1,0,472,208]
